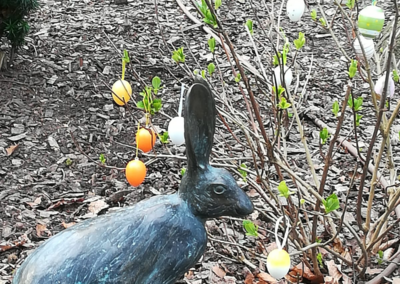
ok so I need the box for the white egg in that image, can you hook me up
[353,36,375,60]
[286,0,305,22]
[273,65,293,88]
[267,249,291,279]
[374,73,395,98]
[168,117,185,146]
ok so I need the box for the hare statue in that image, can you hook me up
[12,77,254,284]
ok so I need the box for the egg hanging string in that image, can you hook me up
[178,84,185,117]
[136,122,140,158]
[275,216,290,250]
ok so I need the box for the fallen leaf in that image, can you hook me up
[244,273,255,284]
[365,267,383,275]
[326,260,342,282]
[383,248,394,260]
[62,221,76,229]
[378,238,399,251]
[256,272,275,282]
[88,200,109,214]
[212,266,226,278]
[332,237,345,254]
[6,144,19,156]
[393,277,400,284]
[342,273,352,284]
[36,224,48,237]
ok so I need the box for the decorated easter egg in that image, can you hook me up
[112,79,132,106]
[353,36,375,60]
[374,73,395,98]
[273,65,293,88]
[168,117,185,146]
[125,159,147,187]
[358,6,385,39]
[286,0,305,22]
[136,128,156,153]
[267,249,291,279]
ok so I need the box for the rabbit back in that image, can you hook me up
[12,194,207,284]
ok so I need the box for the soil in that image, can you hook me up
[1,0,399,283]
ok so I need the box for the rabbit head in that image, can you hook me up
[179,77,254,219]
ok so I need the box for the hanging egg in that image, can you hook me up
[374,73,395,98]
[267,249,291,279]
[273,65,293,88]
[168,117,185,146]
[112,79,132,106]
[353,36,375,60]
[136,128,156,153]
[358,6,385,39]
[125,159,147,187]
[286,0,305,22]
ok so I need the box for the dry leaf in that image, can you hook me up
[212,266,226,278]
[244,273,255,284]
[342,273,352,284]
[365,267,383,275]
[36,224,48,237]
[62,221,76,229]
[341,249,352,263]
[392,277,400,284]
[88,200,109,214]
[6,144,19,156]
[326,260,342,282]
[333,237,345,254]
[256,272,275,282]
[383,247,394,260]
[378,238,399,251]
[290,262,323,283]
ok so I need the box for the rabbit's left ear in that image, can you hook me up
[184,78,216,171]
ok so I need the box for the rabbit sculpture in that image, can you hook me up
[12,77,254,284]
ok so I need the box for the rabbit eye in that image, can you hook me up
[213,185,226,195]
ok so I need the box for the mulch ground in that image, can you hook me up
[1,0,399,283]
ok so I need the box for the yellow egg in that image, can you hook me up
[112,79,132,106]
[267,249,290,279]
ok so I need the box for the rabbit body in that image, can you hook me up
[12,194,207,284]
[12,78,254,284]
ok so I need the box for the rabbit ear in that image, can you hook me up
[184,78,216,171]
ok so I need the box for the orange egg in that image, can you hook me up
[112,79,132,106]
[125,159,146,187]
[136,128,156,153]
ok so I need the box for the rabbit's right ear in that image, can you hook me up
[184,78,216,171]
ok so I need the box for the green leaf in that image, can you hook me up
[172,47,185,63]
[152,98,162,113]
[201,70,206,79]
[346,0,355,9]
[278,97,291,110]
[208,38,216,53]
[99,154,106,164]
[393,70,399,82]
[319,128,330,145]
[208,63,216,76]
[246,19,253,35]
[160,132,169,144]
[294,32,305,50]
[234,73,241,83]
[215,0,222,10]
[310,9,317,21]
[238,164,247,182]
[322,193,340,214]
[319,18,326,27]
[332,101,339,117]
[243,220,258,237]
[356,114,363,126]
[348,59,358,78]
[152,76,161,90]
[65,158,73,166]
[122,49,130,63]
[136,101,145,109]
[180,167,186,176]
[278,180,294,198]
[317,252,323,267]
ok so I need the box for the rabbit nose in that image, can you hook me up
[236,194,254,216]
